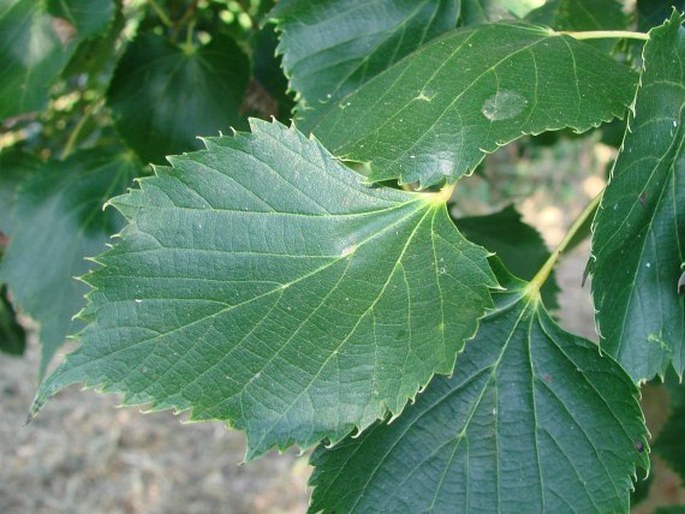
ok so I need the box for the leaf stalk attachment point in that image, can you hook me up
[527,192,602,298]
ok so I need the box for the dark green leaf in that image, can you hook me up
[31,119,496,459]
[0,0,114,119]
[0,150,40,237]
[47,0,113,40]
[303,22,637,188]
[0,149,139,376]
[460,0,544,25]
[526,0,628,31]
[107,33,250,165]
[271,0,459,113]
[0,285,26,356]
[454,204,559,308]
[590,12,685,381]
[309,261,648,513]
[655,507,685,514]
[655,394,685,485]
[637,1,685,32]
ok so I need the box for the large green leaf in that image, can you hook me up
[309,262,648,513]
[107,33,250,165]
[590,12,685,381]
[454,204,559,308]
[302,22,637,188]
[0,0,113,119]
[0,149,139,376]
[271,0,459,115]
[31,119,496,459]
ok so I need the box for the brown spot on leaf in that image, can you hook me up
[51,17,76,46]
[638,191,647,208]
[635,440,644,453]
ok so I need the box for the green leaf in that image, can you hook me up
[46,0,113,40]
[271,0,459,114]
[637,1,685,32]
[655,393,685,485]
[303,22,637,188]
[459,0,518,25]
[656,507,685,514]
[309,262,648,513]
[0,150,40,237]
[31,119,496,459]
[460,0,542,24]
[0,149,139,376]
[590,12,685,382]
[0,285,26,356]
[526,0,628,32]
[107,33,250,165]
[0,0,114,119]
[454,204,559,309]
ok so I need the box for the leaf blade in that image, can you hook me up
[590,12,685,381]
[31,119,496,458]
[302,22,638,187]
[309,263,648,513]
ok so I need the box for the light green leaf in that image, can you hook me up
[309,261,648,513]
[0,149,139,376]
[454,204,559,309]
[107,33,250,165]
[31,119,496,459]
[590,12,685,382]
[302,22,637,188]
[0,0,113,119]
[271,0,459,115]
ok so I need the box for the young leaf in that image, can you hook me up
[454,204,559,308]
[590,12,685,382]
[0,0,113,119]
[0,149,139,376]
[270,0,459,114]
[107,33,250,165]
[302,22,637,188]
[31,119,496,459]
[309,262,648,513]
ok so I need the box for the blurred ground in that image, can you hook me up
[1,136,682,513]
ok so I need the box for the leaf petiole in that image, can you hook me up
[557,30,650,42]
[527,191,602,298]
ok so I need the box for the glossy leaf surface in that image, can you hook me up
[303,22,637,187]
[590,13,685,381]
[0,149,138,376]
[32,120,496,459]
[309,263,648,513]
[107,34,250,164]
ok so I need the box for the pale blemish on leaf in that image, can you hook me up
[481,90,528,121]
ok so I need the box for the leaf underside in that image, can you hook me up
[309,263,649,514]
[301,21,638,188]
[32,119,496,459]
[590,12,685,382]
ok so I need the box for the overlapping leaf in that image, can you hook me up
[460,0,544,24]
[31,119,496,459]
[302,22,637,188]
[454,204,559,308]
[590,12,685,381]
[107,33,250,164]
[0,149,139,376]
[271,0,459,115]
[0,0,113,119]
[309,262,648,513]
